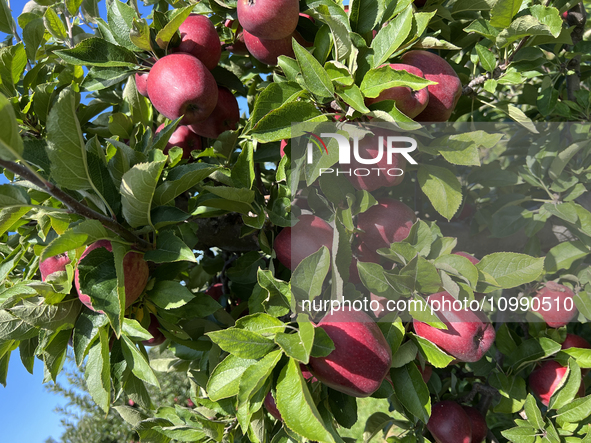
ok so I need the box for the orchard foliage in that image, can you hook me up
[0,0,589,442]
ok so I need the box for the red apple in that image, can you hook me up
[206,283,223,301]
[529,360,585,406]
[237,0,299,40]
[75,240,149,312]
[400,51,462,122]
[427,401,471,443]
[173,14,221,71]
[280,139,288,157]
[356,199,416,252]
[308,308,392,397]
[365,64,429,118]
[147,53,218,125]
[135,72,149,97]
[462,406,487,443]
[155,123,202,159]
[531,282,577,328]
[40,254,70,281]
[264,392,282,421]
[243,30,294,66]
[345,129,407,191]
[562,334,591,350]
[300,364,318,382]
[190,86,240,139]
[142,314,166,346]
[453,251,479,265]
[274,214,333,270]
[413,292,495,362]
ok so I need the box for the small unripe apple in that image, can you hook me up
[531,282,577,328]
[75,240,149,312]
[147,53,218,125]
[237,0,299,40]
[400,51,462,122]
[427,401,471,443]
[529,360,585,406]
[40,254,70,281]
[413,292,495,362]
[206,283,223,301]
[264,392,282,421]
[345,129,408,191]
[190,86,240,139]
[365,64,429,118]
[142,314,166,346]
[462,406,487,443]
[274,214,333,270]
[173,14,221,70]
[357,198,416,252]
[155,123,202,159]
[308,308,392,397]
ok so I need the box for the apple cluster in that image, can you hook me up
[135,14,241,158]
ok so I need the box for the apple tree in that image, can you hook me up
[0,0,590,442]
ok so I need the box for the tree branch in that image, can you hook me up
[0,160,152,250]
[566,2,586,101]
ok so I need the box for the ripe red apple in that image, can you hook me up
[40,254,70,281]
[206,283,223,301]
[365,64,429,118]
[280,139,288,157]
[562,334,591,350]
[400,51,462,122]
[413,292,495,362]
[142,314,166,346]
[308,308,392,397]
[529,360,585,406]
[75,240,149,312]
[264,392,282,420]
[237,0,299,40]
[356,199,416,252]
[453,251,479,265]
[274,214,333,270]
[147,53,218,125]
[531,282,577,328]
[427,401,472,443]
[190,86,240,139]
[345,129,407,191]
[462,406,487,443]
[300,364,317,382]
[243,30,294,66]
[173,14,221,71]
[155,123,202,159]
[135,72,149,97]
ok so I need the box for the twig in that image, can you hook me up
[63,1,75,48]
[0,160,152,250]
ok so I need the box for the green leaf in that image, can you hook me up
[276,359,336,443]
[545,241,588,274]
[23,18,46,61]
[121,335,160,388]
[530,5,562,37]
[235,313,286,336]
[275,315,315,363]
[501,426,537,443]
[293,39,335,99]
[123,74,152,127]
[307,4,352,62]
[55,37,138,67]
[206,329,276,359]
[249,82,303,129]
[325,61,354,87]
[549,141,586,181]
[496,15,556,48]
[107,0,139,50]
[390,363,431,424]
[0,92,24,161]
[337,84,369,113]
[417,164,462,220]
[41,220,113,261]
[524,394,544,430]
[232,143,254,189]
[146,281,196,310]
[155,6,193,49]
[66,0,84,16]
[475,43,496,72]
[207,354,259,401]
[0,0,15,34]
[464,19,500,40]
[505,337,561,371]
[143,231,196,263]
[371,6,413,68]
[153,163,218,206]
[410,333,454,368]
[256,269,291,318]
[360,65,435,99]
[476,253,544,289]
[84,327,111,413]
[130,18,152,52]
[490,372,527,414]
[490,0,523,29]
[0,43,27,96]
[121,160,166,229]
[556,395,591,425]
[43,7,68,41]
[549,359,581,410]
[291,246,331,307]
